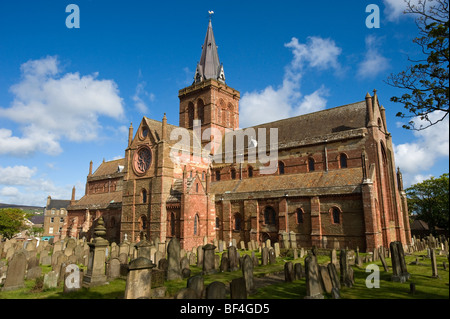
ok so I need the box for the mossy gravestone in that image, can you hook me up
[2,252,27,291]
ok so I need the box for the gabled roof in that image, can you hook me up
[92,158,125,177]
[46,199,71,210]
[67,191,122,210]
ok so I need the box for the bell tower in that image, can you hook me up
[178,19,240,149]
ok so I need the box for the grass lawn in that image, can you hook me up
[0,249,448,299]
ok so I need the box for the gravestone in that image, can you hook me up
[430,248,439,278]
[261,247,269,266]
[205,281,226,299]
[197,245,204,267]
[107,258,121,280]
[228,246,239,271]
[187,274,204,299]
[174,287,198,299]
[43,271,58,290]
[242,254,255,292]
[268,248,276,264]
[294,262,304,280]
[220,255,229,272]
[26,266,42,280]
[202,244,217,275]
[167,237,182,281]
[124,257,156,299]
[304,255,324,299]
[339,249,353,287]
[230,277,247,299]
[274,242,280,257]
[327,262,340,290]
[379,252,390,272]
[2,252,27,291]
[319,265,333,294]
[390,241,410,282]
[284,262,294,282]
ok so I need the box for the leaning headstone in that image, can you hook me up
[318,265,333,294]
[328,262,341,290]
[124,257,156,299]
[230,277,247,299]
[304,255,324,299]
[205,281,226,299]
[430,248,439,278]
[167,237,182,281]
[2,252,27,291]
[379,252,390,272]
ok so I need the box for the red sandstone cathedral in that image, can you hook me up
[64,20,412,252]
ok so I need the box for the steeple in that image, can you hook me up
[194,20,225,84]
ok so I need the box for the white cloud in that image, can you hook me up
[383,0,423,22]
[0,165,38,185]
[394,114,449,187]
[0,164,85,206]
[132,81,155,114]
[357,35,390,79]
[0,55,125,156]
[239,36,342,127]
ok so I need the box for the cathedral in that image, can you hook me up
[65,20,412,252]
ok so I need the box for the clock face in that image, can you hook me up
[134,147,152,174]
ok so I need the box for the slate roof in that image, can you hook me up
[46,199,71,210]
[92,158,125,177]
[210,167,363,196]
[68,191,122,210]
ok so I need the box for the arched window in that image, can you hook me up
[188,102,194,128]
[215,217,220,229]
[263,206,276,225]
[142,189,147,203]
[197,99,205,124]
[215,170,221,181]
[140,215,147,231]
[278,161,285,175]
[169,212,175,236]
[340,154,348,169]
[231,168,236,180]
[331,207,341,224]
[194,214,199,235]
[234,213,242,231]
[308,157,315,172]
[296,208,304,223]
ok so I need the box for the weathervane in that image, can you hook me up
[208,10,214,19]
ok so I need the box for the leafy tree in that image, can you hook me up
[0,208,30,239]
[386,0,449,130]
[406,173,449,233]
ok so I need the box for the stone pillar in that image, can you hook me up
[83,217,109,287]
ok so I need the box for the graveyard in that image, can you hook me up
[0,225,448,300]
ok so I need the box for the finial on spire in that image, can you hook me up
[208,10,214,19]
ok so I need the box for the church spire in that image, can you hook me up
[194,19,225,84]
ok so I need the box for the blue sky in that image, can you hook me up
[0,0,448,206]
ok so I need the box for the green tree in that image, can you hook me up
[406,173,449,233]
[0,208,30,239]
[386,0,449,130]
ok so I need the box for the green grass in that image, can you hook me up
[0,249,448,299]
